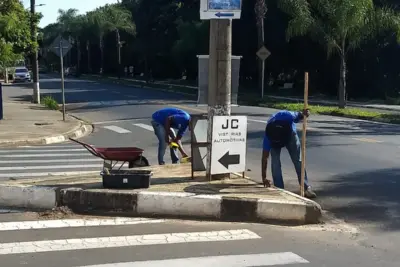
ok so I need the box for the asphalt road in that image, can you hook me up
[0,211,397,267]
[6,75,400,256]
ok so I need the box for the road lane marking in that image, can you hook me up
[78,253,309,267]
[103,125,131,133]
[0,164,103,171]
[0,153,93,158]
[0,149,86,153]
[0,171,98,178]
[0,229,260,255]
[0,209,22,214]
[352,137,383,143]
[134,123,154,132]
[93,118,147,125]
[0,159,101,164]
[0,218,165,231]
[10,145,82,149]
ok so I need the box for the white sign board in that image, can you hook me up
[256,46,271,61]
[200,0,242,20]
[50,35,72,58]
[211,116,247,174]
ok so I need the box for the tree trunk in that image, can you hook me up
[338,52,346,109]
[87,40,91,73]
[77,39,81,76]
[100,35,104,75]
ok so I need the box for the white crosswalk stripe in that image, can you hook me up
[78,253,309,267]
[100,123,154,134]
[103,125,132,133]
[0,143,104,178]
[0,217,310,266]
[134,123,154,132]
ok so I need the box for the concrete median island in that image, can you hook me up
[0,164,322,225]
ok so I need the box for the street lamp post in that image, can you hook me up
[30,0,42,104]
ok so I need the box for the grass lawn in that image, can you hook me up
[260,102,400,124]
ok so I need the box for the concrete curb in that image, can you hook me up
[0,120,93,147]
[0,184,57,209]
[0,184,322,225]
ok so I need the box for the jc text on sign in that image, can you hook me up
[211,116,247,174]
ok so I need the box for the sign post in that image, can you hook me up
[256,46,271,99]
[300,72,309,197]
[210,116,247,175]
[50,35,72,121]
[201,0,242,180]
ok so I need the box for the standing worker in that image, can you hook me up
[151,107,190,165]
[261,109,317,198]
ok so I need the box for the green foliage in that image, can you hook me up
[277,0,400,56]
[0,0,38,67]
[41,96,59,110]
[277,0,400,107]
[39,0,400,102]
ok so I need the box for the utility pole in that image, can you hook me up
[206,19,232,180]
[116,29,122,79]
[30,0,40,104]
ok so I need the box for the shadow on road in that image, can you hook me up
[317,168,400,231]
[308,120,400,136]
[6,77,196,107]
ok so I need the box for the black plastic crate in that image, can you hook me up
[101,169,153,189]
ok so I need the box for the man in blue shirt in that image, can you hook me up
[151,107,190,165]
[261,109,317,198]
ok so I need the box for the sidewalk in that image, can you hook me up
[0,164,322,225]
[0,101,92,147]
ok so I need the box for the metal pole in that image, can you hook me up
[206,19,232,181]
[30,0,40,104]
[59,40,66,121]
[261,59,265,98]
[0,83,3,120]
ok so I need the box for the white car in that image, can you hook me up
[13,67,31,82]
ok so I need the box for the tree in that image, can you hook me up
[277,0,400,108]
[87,4,135,74]
[0,0,35,68]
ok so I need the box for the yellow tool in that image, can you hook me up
[180,156,191,163]
[169,142,179,148]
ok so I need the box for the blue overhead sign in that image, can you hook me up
[201,0,242,20]
[208,0,241,10]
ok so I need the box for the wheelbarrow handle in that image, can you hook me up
[69,138,101,158]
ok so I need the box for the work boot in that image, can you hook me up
[305,187,317,199]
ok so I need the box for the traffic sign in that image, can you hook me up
[256,46,271,61]
[50,35,72,58]
[200,0,242,20]
[210,116,247,174]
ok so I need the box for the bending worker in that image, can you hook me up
[151,107,190,165]
[261,109,317,199]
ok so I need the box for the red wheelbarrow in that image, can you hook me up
[69,138,152,189]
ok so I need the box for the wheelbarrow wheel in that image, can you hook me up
[128,156,149,168]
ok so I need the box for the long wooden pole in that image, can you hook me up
[300,72,309,197]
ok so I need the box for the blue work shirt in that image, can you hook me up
[152,108,190,138]
[262,110,303,151]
